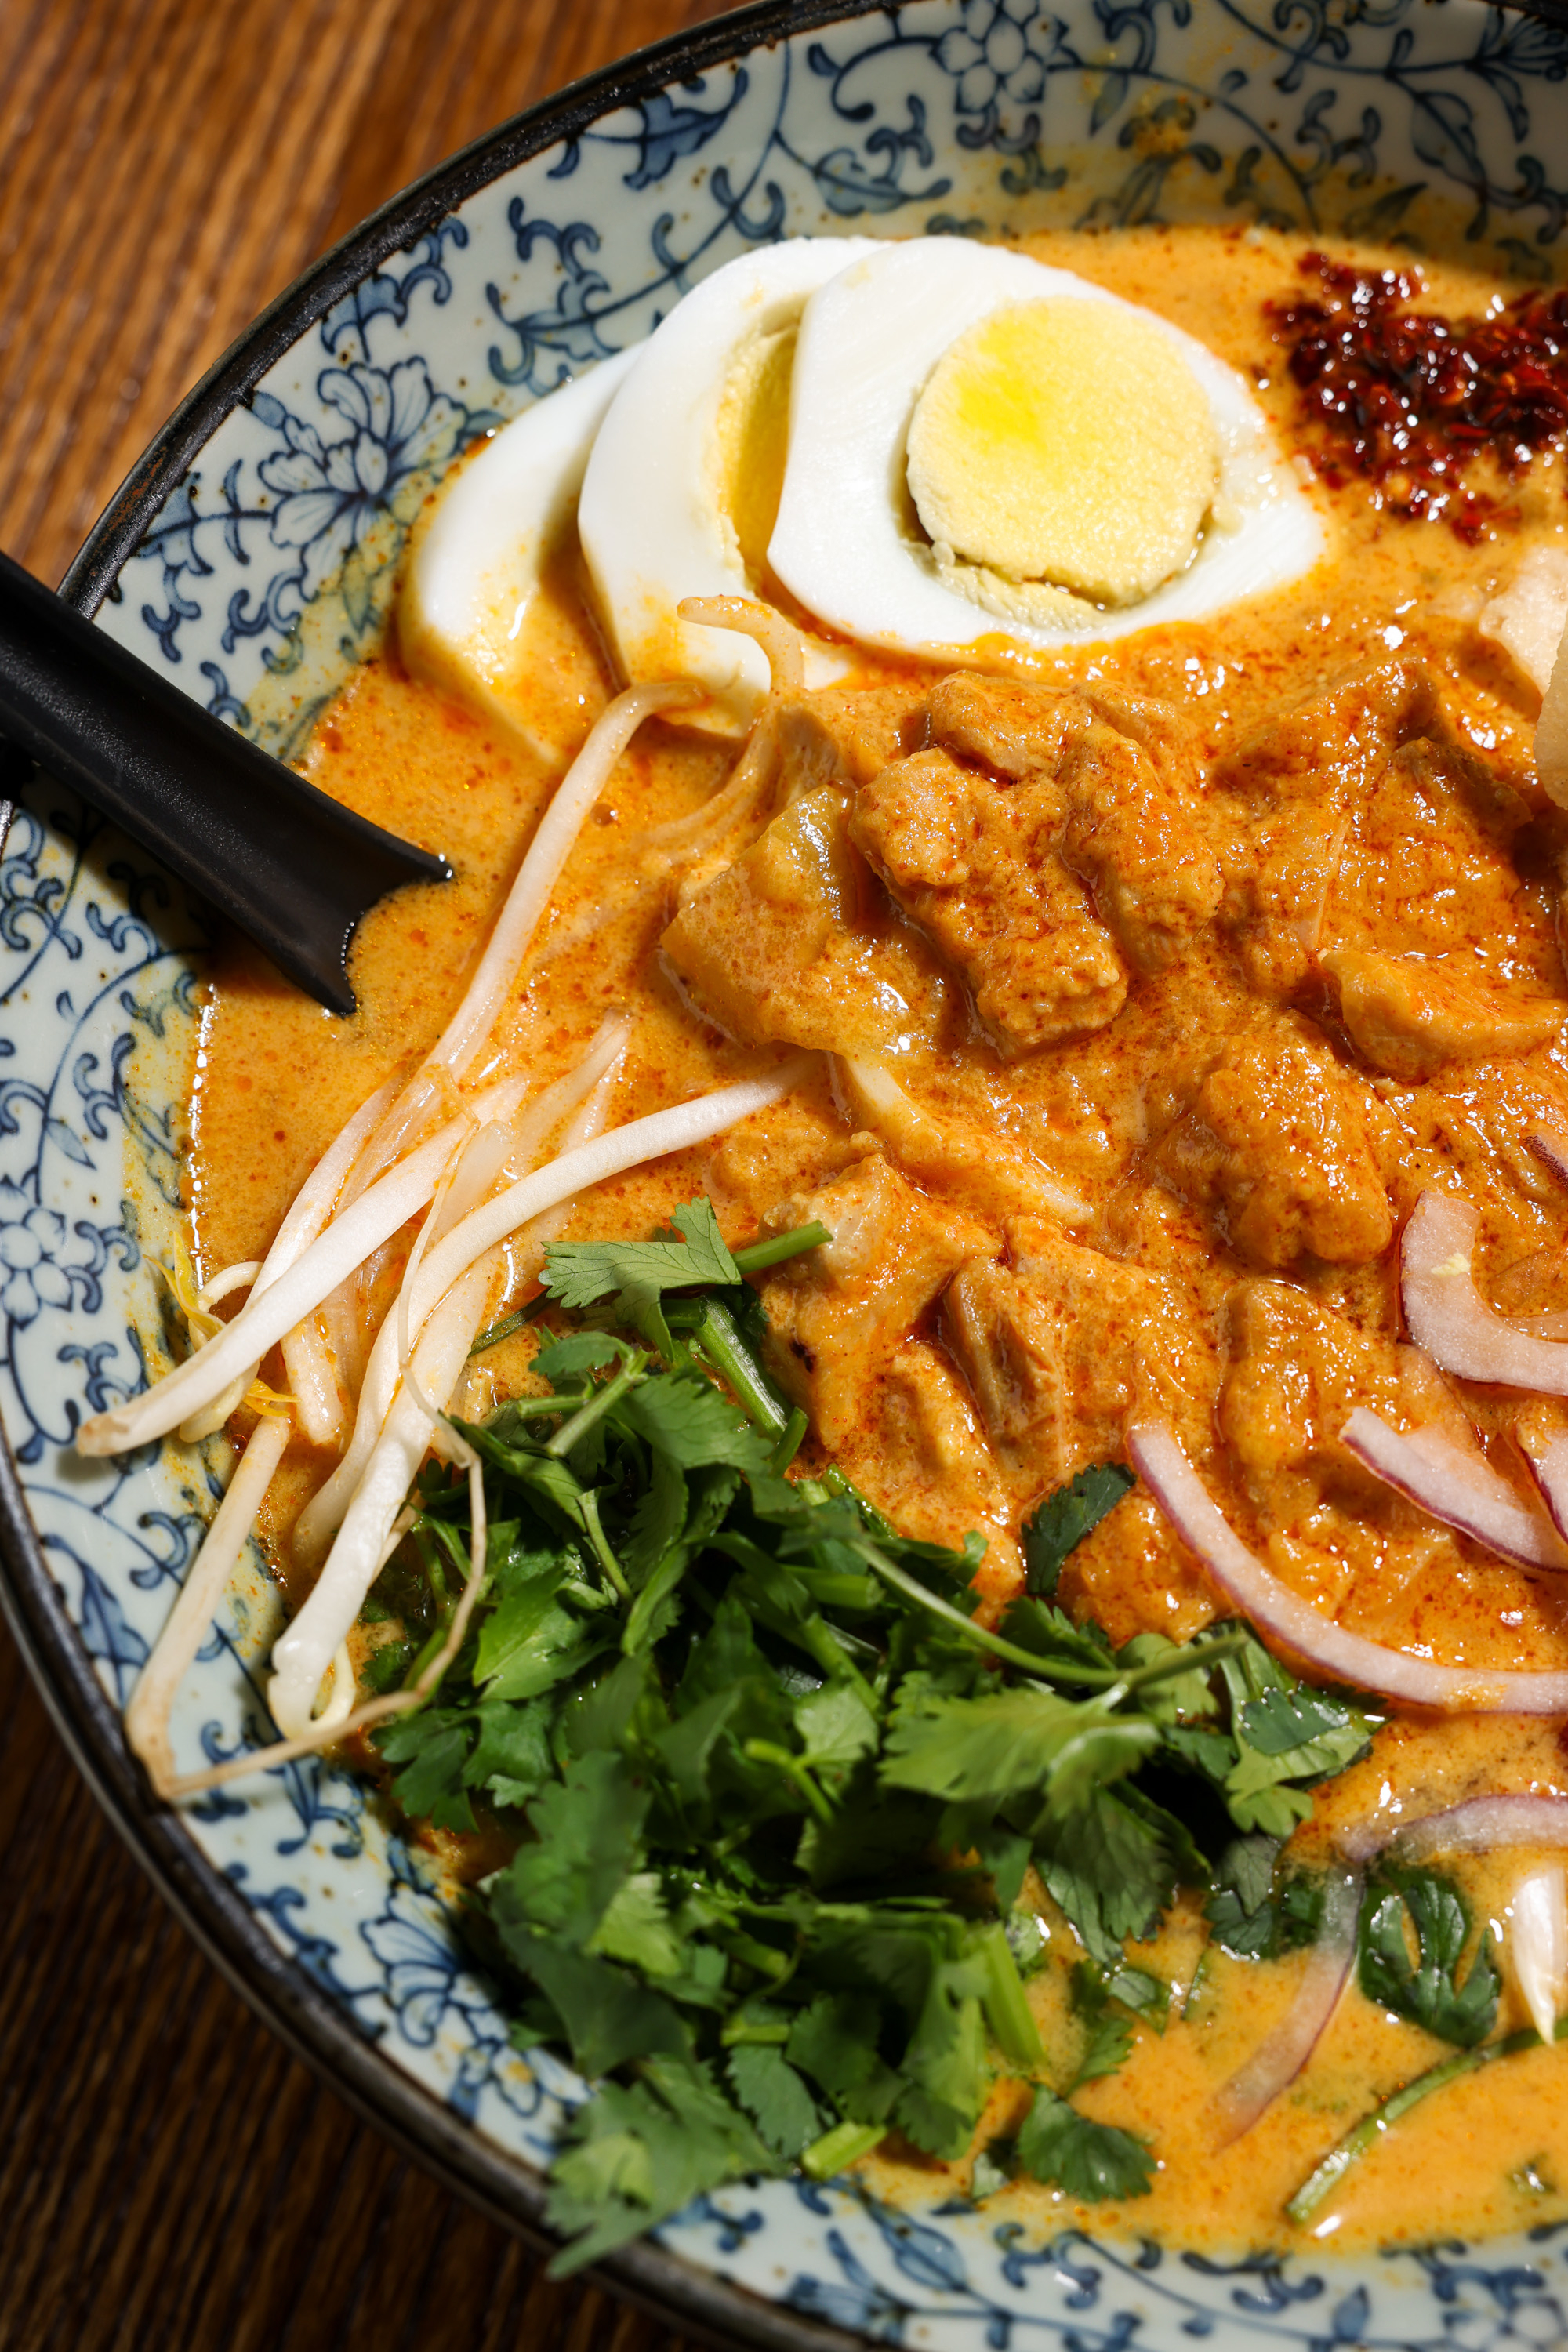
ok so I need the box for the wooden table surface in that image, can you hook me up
[0,2,731,2344]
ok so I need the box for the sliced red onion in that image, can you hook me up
[1211,1870,1361,2147]
[1511,1864,1568,2047]
[1338,1793,1568,1866]
[1127,1419,1568,1713]
[1340,1406,1568,1571]
[1401,1189,1568,1395]
[1528,1129,1568,1192]
[1523,1434,1568,1545]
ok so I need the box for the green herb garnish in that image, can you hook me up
[1022,1464,1134,1596]
[1015,2085,1156,2201]
[1357,1867,1501,2049]
[357,1196,1374,2272]
[1288,2017,1568,2227]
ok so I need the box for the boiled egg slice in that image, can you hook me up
[401,348,637,757]
[768,238,1323,656]
[577,236,879,732]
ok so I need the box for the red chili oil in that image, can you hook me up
[1268,252,1568,543]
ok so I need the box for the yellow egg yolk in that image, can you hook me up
[712,323,797,586]
[906,296,1220,606]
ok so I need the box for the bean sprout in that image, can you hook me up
[290,1018,630,1570]
[125,1410,293,1795]
[679,595,806,696]
[163,1442,490,1801]
[269,1058,807,1734]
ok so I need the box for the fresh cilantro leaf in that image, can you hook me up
[1218,1831,1279,1915]
[677,1586,779,1710]
[653,1687,744,1810]
[1067,1959,1164,2085]
[622,1546,692,1656]
[465,1697,555,1808]
[894,1937,991,2158]
[1073,2002,1134,2088]
[545,2054,775,2274]
[447,1417,593,1534]
[787,1993,902,2125]
[895,2081,983,2163]
[1218,1628,1294,1706]
[534,1949,691,2079]
[559,1653,649,1757]
[1034,1785,1178,1964]
[542,1199,742,1351]
[996,1596,1116,1682]
[1237,1685,1363,1756]
[617,1374,772,1472]
[474,1559,569,1681]
[1203,1882,1279,1957]
[684,1461,745,1548]
[880,1685,1157,1811]
[477,1595,606,1705]
[1102,1962,1168,2023]
[1047,1711,1165,1818]
[1160,1722,1239,1784]
[1022,1464,1134,1596]
[1359,1869,1501,2048]
[1221,1761,1316,1840]
[1118,1632,1220,1726]
[374,1710,477,1833]
[622,1450,687,1588]
[588,1871,687,1976]
[796,1680,879,1769]
[1232,1693,1372,1806]
[655,1941,731,2013]
[533,1331,628,1385]
[1215,1648,1373,1837]
[752,1478,982,1593]
[484,1525,576,1595]
[728,2044,824,2159]
[1279,1875,1324,1949]
[972,1824,1031,1913]
[1015,2086,1155,2201]
[503,1751,648,1947]
[1204,1835,1282,1959]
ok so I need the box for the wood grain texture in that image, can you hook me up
[0,0,731,2342]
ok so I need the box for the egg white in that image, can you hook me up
[768,238,1323,658]
[576,237,879,731]
[402,348,637,756]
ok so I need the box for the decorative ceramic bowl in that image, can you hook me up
[8,1,1568,2342]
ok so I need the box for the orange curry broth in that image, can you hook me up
[187,221,1568,2255]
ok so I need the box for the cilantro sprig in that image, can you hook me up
[539,1198,829,1359]
[1358,1868,1501,2048]
[1022,1464,1134,1597]
[354,1196,1376,2270]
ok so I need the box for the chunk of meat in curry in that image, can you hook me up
[671,652,1568,1679]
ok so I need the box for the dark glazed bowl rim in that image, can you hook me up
[0,5,887,2343]
[9,0,1568,2335]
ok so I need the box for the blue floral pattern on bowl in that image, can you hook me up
[8,2,1568,2341]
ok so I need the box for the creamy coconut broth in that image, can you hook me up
[152,222,1568,2257]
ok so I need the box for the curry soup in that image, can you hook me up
[178,221,1568,2259]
